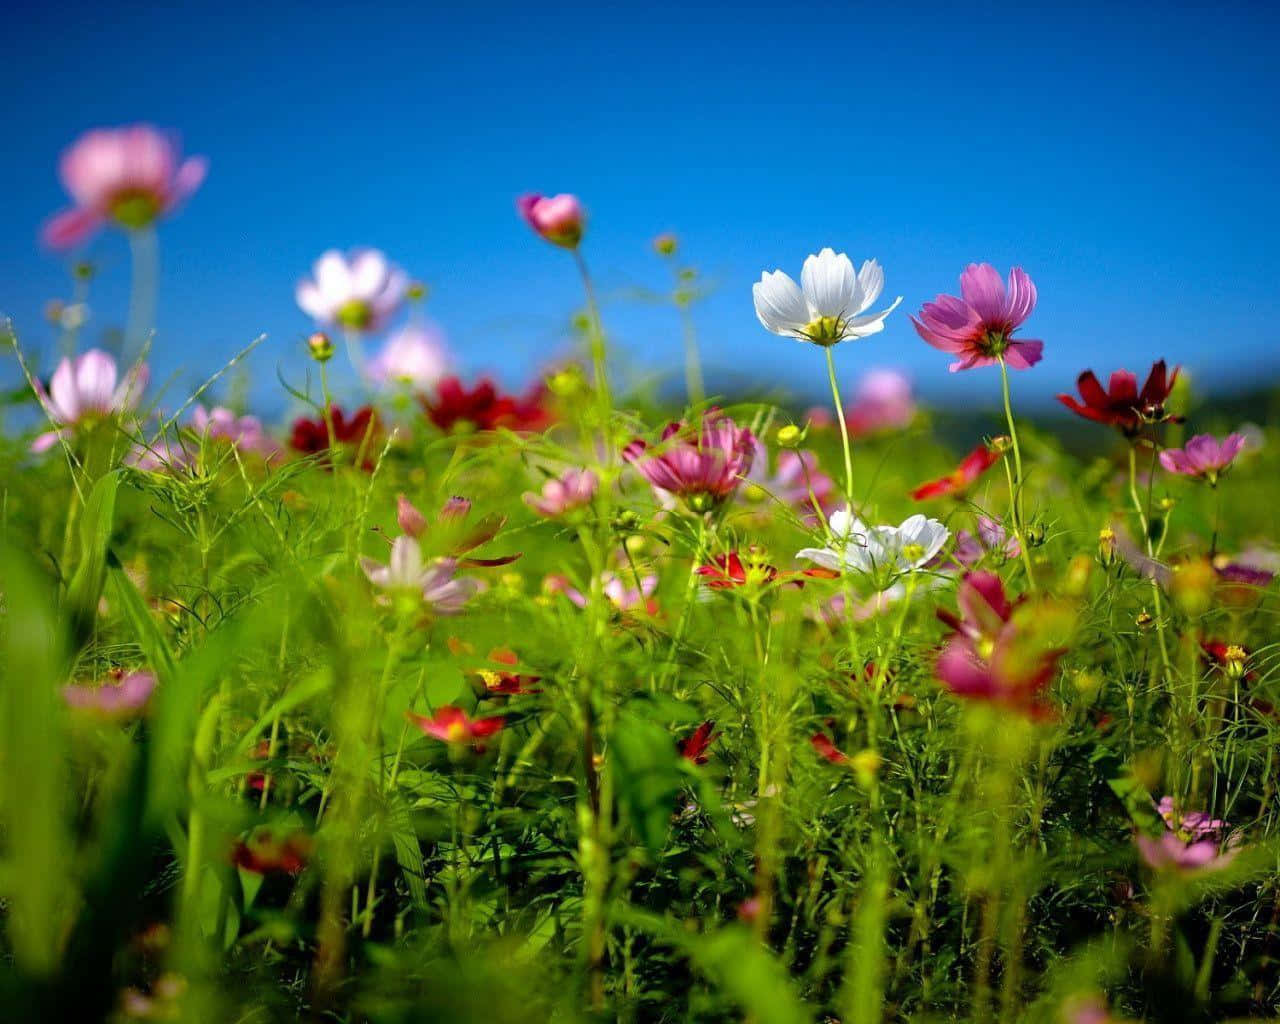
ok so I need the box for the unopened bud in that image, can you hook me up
[851,749,883,789]
[1025,522,1046,548]
[406,280,428,302]
[653,233,678,257]
[307,331,334,363]
[990,435,1013,454]
[776,424,804,448]
[1097,527,1117,567]
[73,261,95,281]
[1136,609,1154,630]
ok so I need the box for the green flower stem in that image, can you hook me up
[125,226,158,361]
[997,357,1038,590]
[824,346,855,510]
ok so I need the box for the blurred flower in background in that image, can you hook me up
[296,248,408,333]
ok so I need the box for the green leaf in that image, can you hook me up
[64,470,120,647]
[610,708,684,853]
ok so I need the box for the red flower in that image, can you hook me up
[678,721,719,765]
[422,375,552,433]
[1202,640,1254,681]
[231,827,312,875]
[810,732,849,765]
[473,648,542,697]
[407,705,506,750]
[911,442,1003,500]
[1056,360,1179,436]
[289,404,379,468]
[695,551,778,589]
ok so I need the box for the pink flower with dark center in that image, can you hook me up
[1158,433,1246,483]
[516,193,585,248]
[406,705,505,750]
[524,468,599,518]
[31,348,149,453]
[912,264,1043,372]
[63,671,156,719]
[1137,797,1239,873]
[624,412,756,513]
[42,124,207,248]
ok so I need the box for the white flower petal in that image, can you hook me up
[841,296,902,339]
[800,248,855,319]
[854,260,885,313]
[753,271,809,336]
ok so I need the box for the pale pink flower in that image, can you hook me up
[742,438,835,517]
[296,249,408,333]
[366,324,451,390]
[31,348,148,453]
[547,571,657,614]
[912,264,1043,372]
[1158,433,1246,483]
[1136,796,1240,873]
[191,405,277,457]
[524,468,599,518]
[359,538,480,613]
[63,671,156,719]
[516,193,585,248]
[42,124,207,248]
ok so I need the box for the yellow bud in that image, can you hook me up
[850,749,883,789]
[653,233,678,256]
[406,280,429,302]
[307,331,334,363]
[776,424,804,448]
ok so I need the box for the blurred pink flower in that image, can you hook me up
[31,348,148,453]
[547,571,658,614]
[42,124,207,248]
[1137,800,1240,873]
[623,412,756,513]
[63,671,156,719]
[359,538,481,613]
[366,324,451,390]
[407,705,505,748]
[516,193,585,248]
[296,249,408,333]
[912,264,1043,372]
[1158,433,1246,483]
[742,438,836,517]
[524,468,599,518]
[951,516,1021,567]
[845,369,917,436]
[191,405,277,457]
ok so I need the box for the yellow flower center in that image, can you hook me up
[336,299,374,330]
[109,189,162,229]
[445,722,468,742]
[802,315,847,346]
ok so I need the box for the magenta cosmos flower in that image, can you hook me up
[407,705,505,749]
[623,412,756,513]
[43,124,207,248]
[912,264,1043,372]
[1136,797,1239,873]
[516,193,585,248]
[1158,433,1246,483]
[31,348,148,453]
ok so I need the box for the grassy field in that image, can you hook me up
[3,167,1280,1022]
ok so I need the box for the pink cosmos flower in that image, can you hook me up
[42,124,207,248]
[523,468,599,518]
[516,193,585,248]
[31,348,148,453]
[407,705,505,749]
[742,438,836,517]
[1136,797,1239,873]
[951,516,1021,567]
[191,405,278,457]
[63,671,156,719]
[1158,433,1246,483]
[546,571,658,614]
[912,264,1043,372]
[296,249,409,333]
[844,369,917,436]
[623,412,756,513]
[366,324,451,390]
[359,538,481,613]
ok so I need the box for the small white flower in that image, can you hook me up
[359,538,481,613]
[797,509,948,575]
[296,248,409,333]
[753,248,901,346]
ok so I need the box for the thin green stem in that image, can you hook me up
[997,357,1038,589]
[824,346,855,509]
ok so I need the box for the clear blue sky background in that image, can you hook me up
[3,1,1278,413]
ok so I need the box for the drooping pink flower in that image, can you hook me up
[406,705,505,748]
[1158,433,1246,483]
[910,441,1004,500]
[63,671,156,719]
[366,324,451,390]
[191,405,277,457]
[393,494,520,568]
[42,124,207,248]
[516,193,585,248]
[935,571,1014,649]
[295,249,408,333]
[524,468,599,518]
[911,264,1043,372]
[31,348,149,453]
[623,412,756,512]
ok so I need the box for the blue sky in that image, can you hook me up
[3,1,1278,413]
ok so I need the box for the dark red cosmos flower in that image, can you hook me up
[696,550,833,590]
[422,375,552,433]
[1201,641,1254,681]
[289,404,379,468]
[473,648,542,697]
[1057,360,1179,436]
[911,441,1003,501]
[810,732,849,765]
[678,721,719,765]
[232,828,313,875]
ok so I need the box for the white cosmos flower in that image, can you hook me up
[296,248,409,333]
[753,248,901,346]
[797,509,949,575]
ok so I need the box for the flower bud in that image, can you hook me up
[307,331,334,363]
[776,424,804,448]
[990,435,1013,454]
[73,261,96,281]
[1222,644,1249,679]
[850,749,883,789]
[1025,522,1046,548]
[396,494,427,538]
[1135,609,1154,630]
[1097,527,1117,567]
[653,233,678,257]
[406,280,429,302]
[516,193,584,249]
